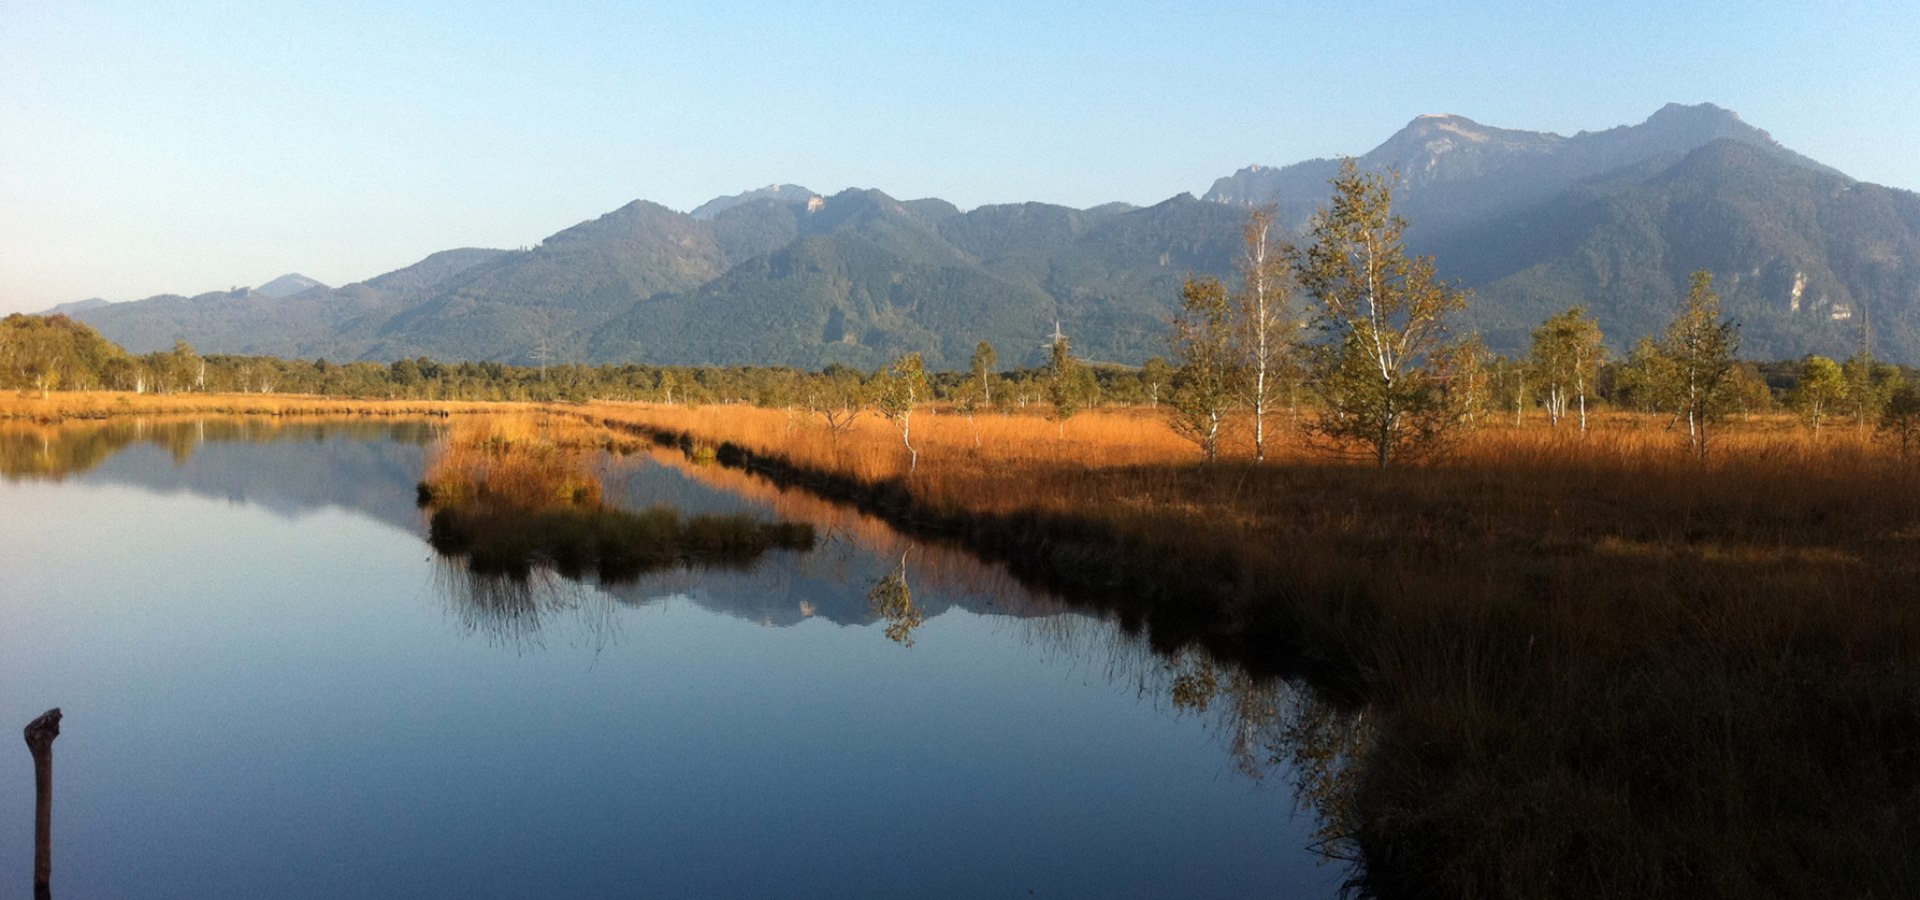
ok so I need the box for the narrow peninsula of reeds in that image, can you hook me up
[417,417,813,581]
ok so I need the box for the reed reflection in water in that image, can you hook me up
[419,417,814,580]
[1,413,1355,897]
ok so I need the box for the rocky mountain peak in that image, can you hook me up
[690,184,819,220]
[255,273,328,299]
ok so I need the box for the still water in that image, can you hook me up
[0,418,1344,898]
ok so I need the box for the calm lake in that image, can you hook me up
[0,417,1346,898]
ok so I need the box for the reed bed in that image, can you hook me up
[573,399,1920,900]
[0,390,500,422]
[417,413,813,583]
[11,391,1915,896]
[625,442,1073,617]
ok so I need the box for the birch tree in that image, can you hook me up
[1140,357,1173,409]
[1657,271,1740,458]
[1529,306,1605,432]
[810,364,867,450]
[1790,355,1847,436]
[1234,206,1296,460]
[969,340,997,406]
[874,352,928,472]
[1296,160,1469,467]
[1169,275,1242,461]
[1841,351,1895,429]
[1045,335,1095,435]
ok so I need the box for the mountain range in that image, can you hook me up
[56,103,1920,367]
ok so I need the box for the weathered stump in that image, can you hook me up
[24,708,61,900]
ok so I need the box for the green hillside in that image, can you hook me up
[63,104,1920,369]
[1439,141,1920,360]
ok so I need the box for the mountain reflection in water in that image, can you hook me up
[0,415,1367,897]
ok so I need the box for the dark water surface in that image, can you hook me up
[0,419,1343,899]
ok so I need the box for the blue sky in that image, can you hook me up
[3,0,1916,312]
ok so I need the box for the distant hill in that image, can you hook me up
[76,249,509,357]
[1205,103,1839,239]
[587,189,1241,369]
[689,184,820,221]
[38,297,112,317]
[64,103,1920,367]
[254,273,329,298]
[1437,139,1920,360]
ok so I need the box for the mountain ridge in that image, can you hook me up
[60,103,1920,367]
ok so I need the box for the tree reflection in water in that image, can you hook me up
[426,416,1369,879]
[11,412,1371,884]
[865,548,924,647]
[1164,648,1370,864]
[1015,611,1372,874]
[0,417,439,480]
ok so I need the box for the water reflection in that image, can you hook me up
[0,417,437,528]
[4,414,1367,895]
[419,418,811,574]
[417,416,1373,870]
[0,417,438,481]
[1015,612,1372,868]
[1160,648,1370,862]
[429,557,622,654]
[866,548,924,647]
[414,417,820,649]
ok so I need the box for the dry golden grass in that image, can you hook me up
[569,399,1920,899]
[12,389,1917,895]
[0,390,499,422]
[421,415,604,509]
[622,441,1068,614]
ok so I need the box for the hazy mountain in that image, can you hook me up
[589,188,1062,369]
[366,201,729,362]
[77,248,510,356]
[1439,139,1920,360]
[1205,103,1829,236]
[689,184,819,220]
[581,188,1242,369]
[63,103,1920,366]
[37,297,112,317]
[254,273,329,298]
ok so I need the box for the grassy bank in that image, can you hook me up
[567,400,1920,900]
[11,391,1917,896]
[417,416,814,581]
[0,390,500,422]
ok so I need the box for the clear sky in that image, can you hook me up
[3,0,1916,313]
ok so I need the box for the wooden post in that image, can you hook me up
[24,708,61,900]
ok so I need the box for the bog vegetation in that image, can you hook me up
[6,165,1919,900]
[417,416,813,581]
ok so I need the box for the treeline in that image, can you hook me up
[3,309,1913,424]
[0,312,1138,407]
[1155,162,1920,464]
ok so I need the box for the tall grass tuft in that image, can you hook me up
[419,416,814,583]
